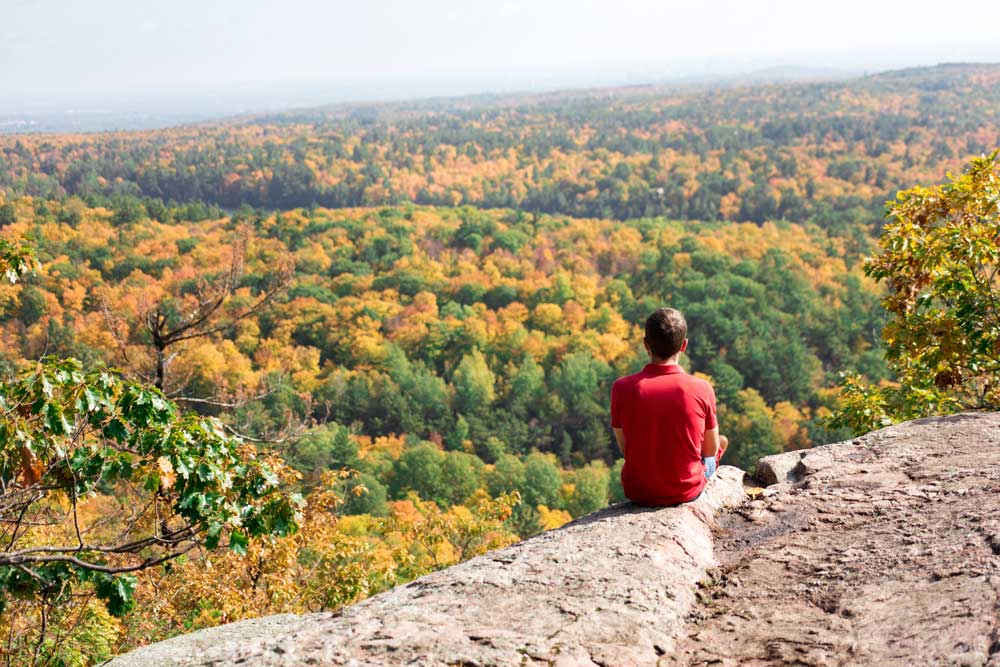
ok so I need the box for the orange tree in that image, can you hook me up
[835,151,1000,432]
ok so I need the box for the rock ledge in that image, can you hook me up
[108,467,747,667]
[670,412,1000,667]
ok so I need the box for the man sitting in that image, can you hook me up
[611,308,728,506]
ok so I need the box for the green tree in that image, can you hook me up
[550,353,612,460]
[445,414,470,451]
[486,454,548,535]
[507,354,545,416]
[485,454,526,497]
[834,152,1000,433]
[17,284,48,326]
[521,452,563,509]
[550,352,609,407]
[0,202,16,227]
[476,434,507,463]
[390,442,448,505]
[608,458,626,504]
[566,461,610,517]
[725,388,782,470]
[110,195,146,225]
[286,422,359,478]
[441,451,485,505]
[341,472,389,516]
[706,359,744,408]
[385,346,451,436]
[452,350,496,414]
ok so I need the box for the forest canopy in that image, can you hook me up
[1,62,998,664]
[2,64,998,243]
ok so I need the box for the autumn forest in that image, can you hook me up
[2,62,999,664]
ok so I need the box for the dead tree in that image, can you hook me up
[107,229,294,401]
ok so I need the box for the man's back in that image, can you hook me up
[611,363,717,506]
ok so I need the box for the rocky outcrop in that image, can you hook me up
[669,412,1000,666]
[108,467,748,667]
[108,412,1000,667]
[754,449,806,485]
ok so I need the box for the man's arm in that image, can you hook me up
[613,427,626,457]
[701,427,720,458]
[701,381,726,460]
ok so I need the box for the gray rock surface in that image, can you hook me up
[109,412,1000,667]
[670,412,1000,667]
[107,466,748,667]
[754,450,805,485]
[754,445,845,486]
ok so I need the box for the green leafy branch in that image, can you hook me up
[834,150,1000,433]
[0,238,38,284]
[0,357,302,616]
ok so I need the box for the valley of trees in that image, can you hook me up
[2,64,998,240]
[0,63,997,664]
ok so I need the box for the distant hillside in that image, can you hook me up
[1,63,997,236]
[253,62,996,121]
[863,61,1000,84]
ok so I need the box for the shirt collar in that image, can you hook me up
[643,363,684,375]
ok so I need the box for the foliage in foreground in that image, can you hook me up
[0,244,300,663]
[0,357,302,612]
[1,475,519,665]
[0,237,37,284]
[834,152,1000,432]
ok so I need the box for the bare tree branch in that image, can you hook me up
[135,232,293,393]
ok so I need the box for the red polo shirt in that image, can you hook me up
[611,363,717,506]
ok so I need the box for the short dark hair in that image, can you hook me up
[644,308,687,360]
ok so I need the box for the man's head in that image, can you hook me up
[644,308,687,362]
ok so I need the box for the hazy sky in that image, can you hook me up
[4,0,1000,103]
